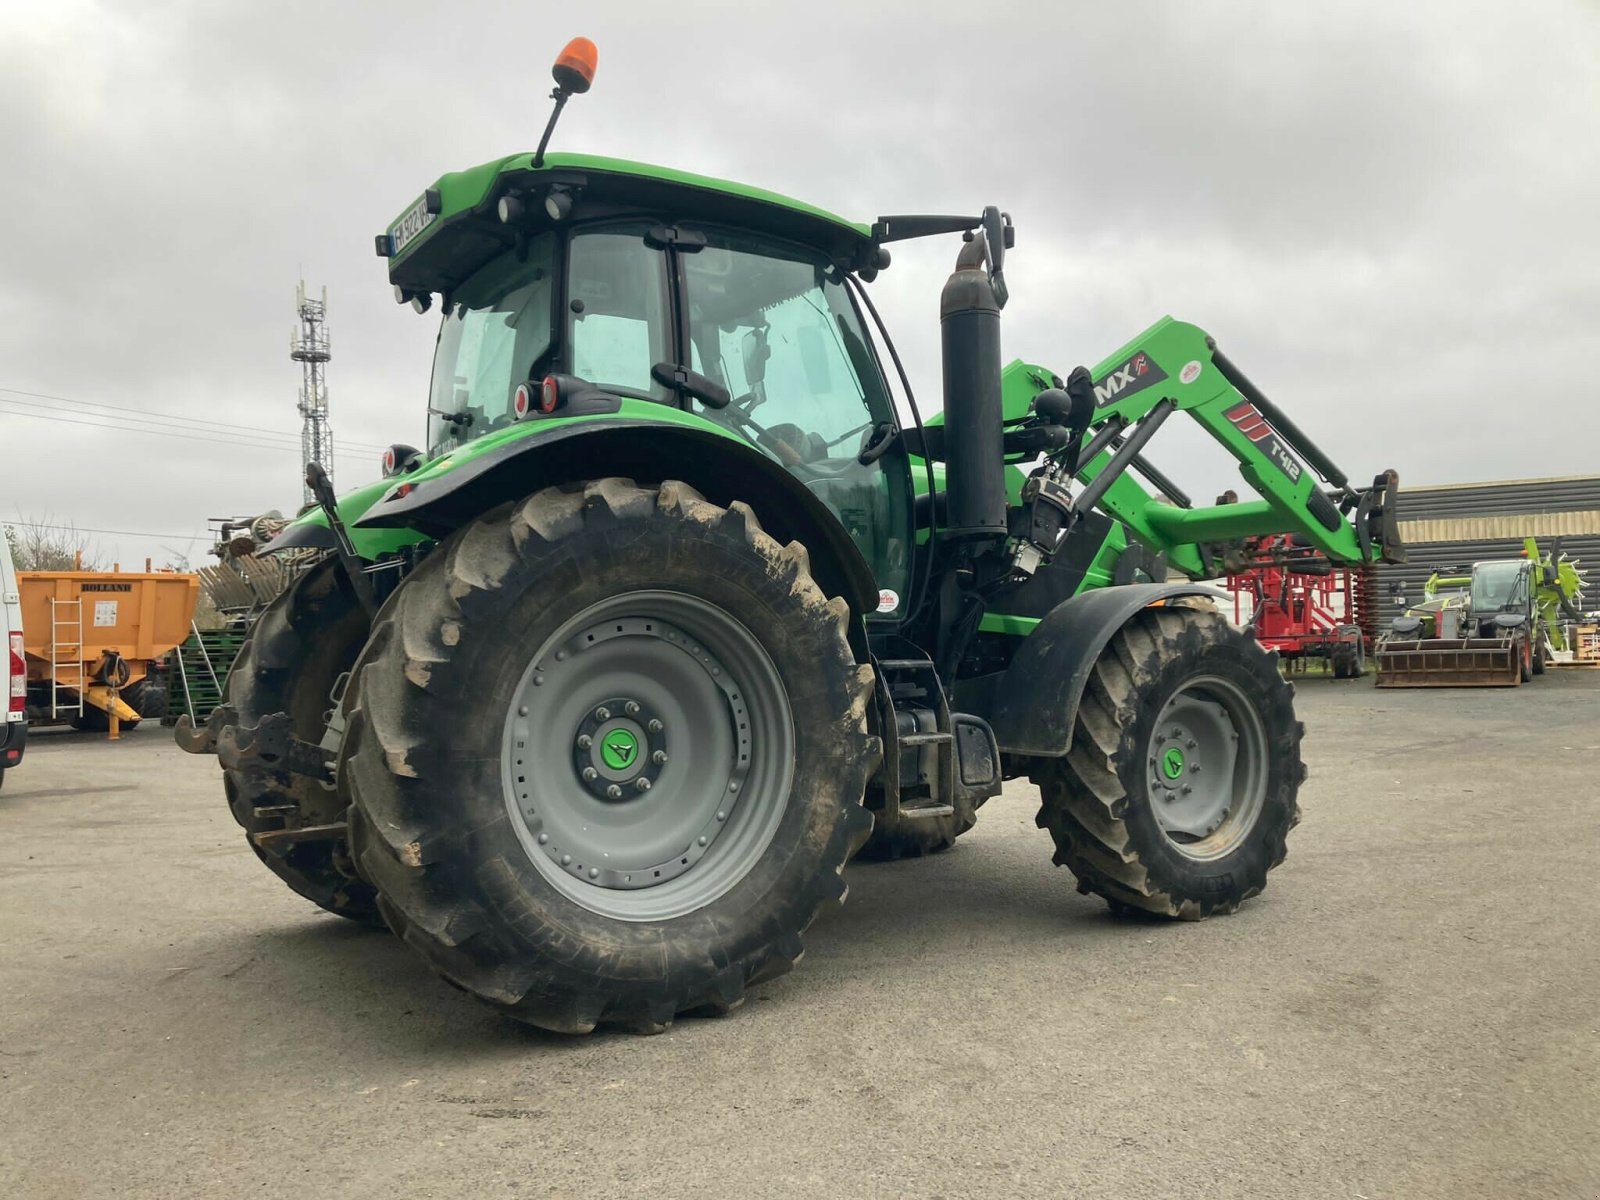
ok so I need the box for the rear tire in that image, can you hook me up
[1519,636,1533,683]
[1033,608,1302,919]
[343,479,878,1033]
[125,675,170,720]
[1531,637,1546,676]
[222,560,379,924]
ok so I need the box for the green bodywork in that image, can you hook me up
[387,152,871,270]
[288,398,749,559]
[944,319,1379,636]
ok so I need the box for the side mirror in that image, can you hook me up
[740,327,770,387]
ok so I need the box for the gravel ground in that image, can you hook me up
[2,671,1597,1199]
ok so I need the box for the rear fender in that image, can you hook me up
[356,421,878,616]
[986,583,1226,757]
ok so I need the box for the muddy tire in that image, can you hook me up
[1532,637,1546,676]
[342,479,878,1033]
[1519,635,1533,683]
[1033,608,1302,919]
[223,560,379,923]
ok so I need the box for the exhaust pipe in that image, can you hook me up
[939,238,1007,539]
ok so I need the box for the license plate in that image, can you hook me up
[388,195,437,257]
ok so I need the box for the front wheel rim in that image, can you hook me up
[1145,674,1269,862]
[502,590,794,922]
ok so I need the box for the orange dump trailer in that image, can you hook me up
[19,570,200,731]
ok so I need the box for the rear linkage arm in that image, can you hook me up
[174,703,335,787]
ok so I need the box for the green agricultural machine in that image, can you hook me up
[179,39,1402,1033]
[1376,538,1587,686]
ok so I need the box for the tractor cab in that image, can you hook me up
[1468,558,1532,620]
[391,156,913,619]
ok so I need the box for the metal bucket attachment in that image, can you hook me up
[1374,636,1521,688]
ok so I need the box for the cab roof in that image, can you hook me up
[382,151,876,297]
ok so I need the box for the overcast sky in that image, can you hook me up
[2,0,1596,569]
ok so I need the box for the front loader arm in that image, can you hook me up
[1007,317,1403,577]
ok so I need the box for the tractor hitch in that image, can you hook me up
[173,703,233,755]
[177,703,334,786]
[217,711,335,786]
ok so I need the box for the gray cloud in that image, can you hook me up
[2,0,1595,568]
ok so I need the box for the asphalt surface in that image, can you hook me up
[2,671,1597,1199]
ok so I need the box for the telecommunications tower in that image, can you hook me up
[290,282,333,504]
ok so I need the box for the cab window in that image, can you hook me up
[566,225,672,401]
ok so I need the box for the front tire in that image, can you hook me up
[1033,608,1302,919]
[343,479,878,1033]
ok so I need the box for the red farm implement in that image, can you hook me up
[1224,534,1379,678]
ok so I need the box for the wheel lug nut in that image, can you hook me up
[594,706,611,721]
[577,734,592,749]
[588,868,599,880]
[1186,739,1196,749]
[634,777,651,792]
[728,781,739,792]
[1172,726,1183,737]
[652,750,668,765]
[1181,785,1193,795]
[715,810,727,822]
[1191,765,1201,774]
[624,701,640,715]
[698,836,708,846]
[518,705,529,716]
[606,785,623,800]
[537,833,549,844]
[560,854,572,866]
[582,767,598,781]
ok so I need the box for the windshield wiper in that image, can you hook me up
[428,407,474,428]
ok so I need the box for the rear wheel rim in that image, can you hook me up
[1146,675,1268,862]
[502,590,793,922]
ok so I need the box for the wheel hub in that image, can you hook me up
[571,698,667,801]
[1145,677,1267,860]
[501,591,793,922]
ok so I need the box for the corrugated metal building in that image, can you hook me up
[1378,475,1599,617]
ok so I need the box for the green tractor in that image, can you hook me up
[179,39,1402,1033]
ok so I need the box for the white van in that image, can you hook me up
[1,532,27,787]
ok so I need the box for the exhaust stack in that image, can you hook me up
[939,237,1007,539]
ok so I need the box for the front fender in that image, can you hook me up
[986,583,1226,758]
[355,417,879,616]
